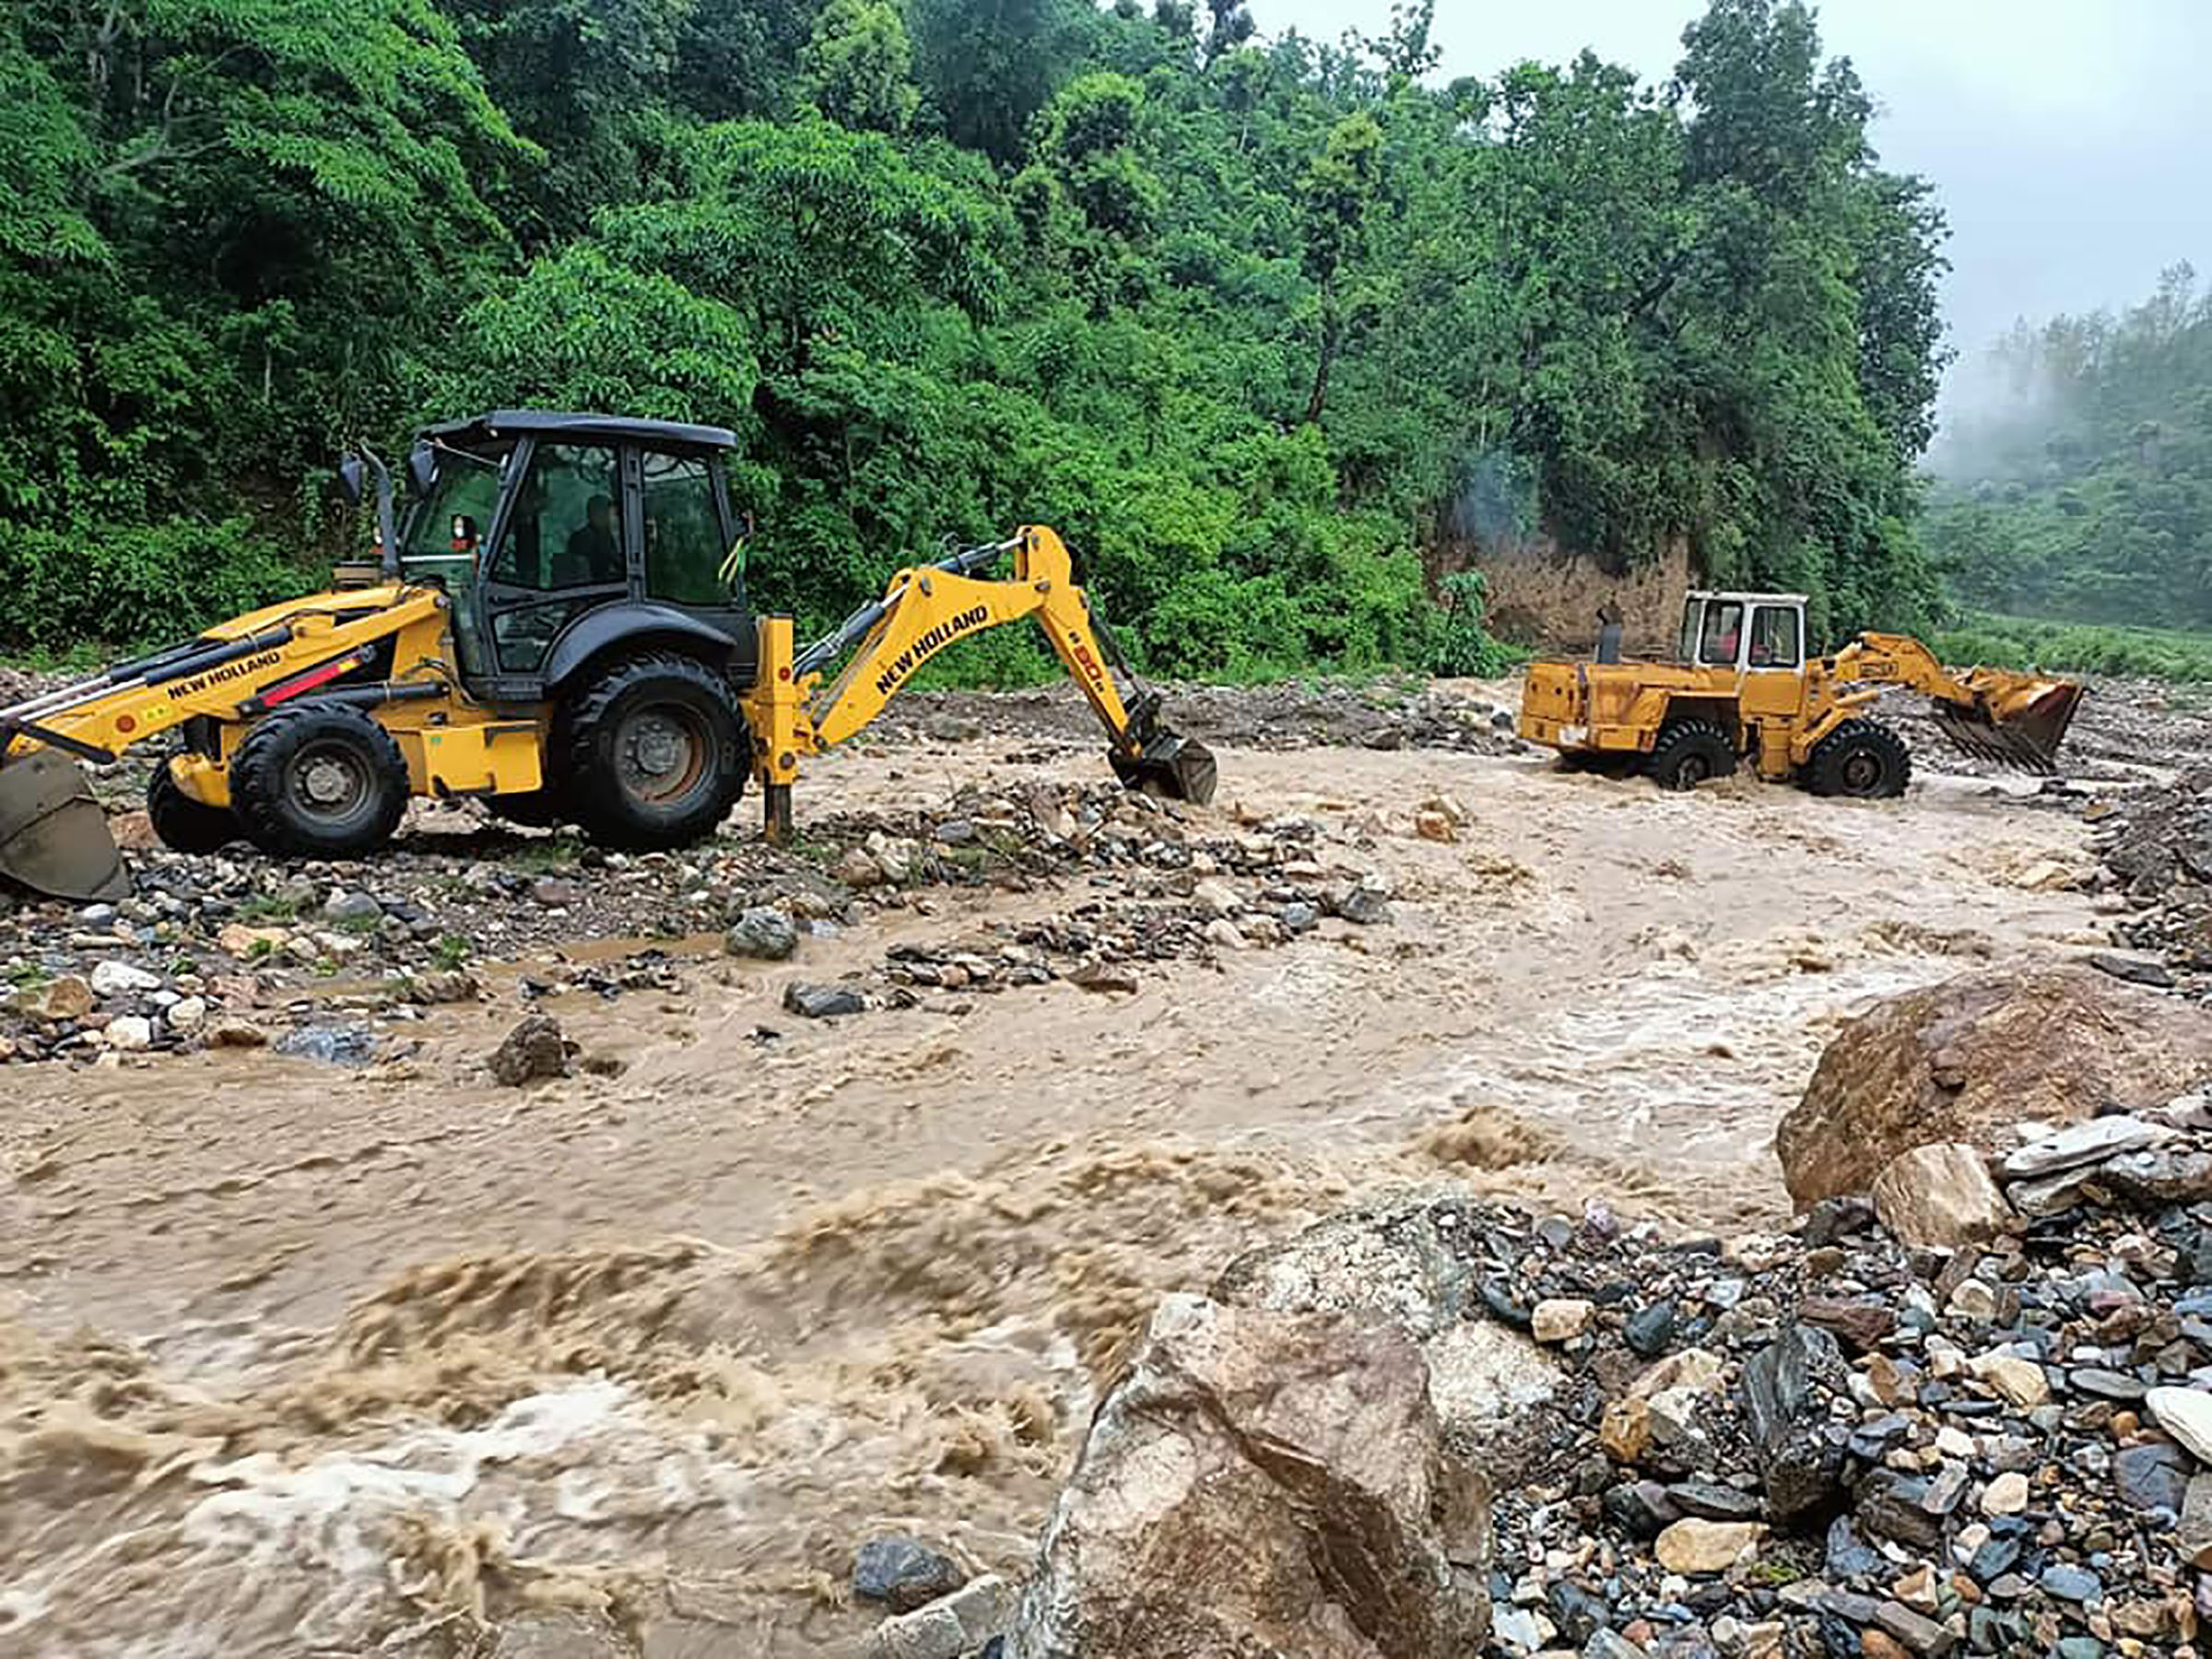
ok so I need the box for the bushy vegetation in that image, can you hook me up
[1926,265,2212,631]
[1935,612,2212,685]
[2,0,1949,670]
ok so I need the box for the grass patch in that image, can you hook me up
[432,934,472,971]
[1936,611,2212,682]
[237,895,300,924]
[507,833,584,875]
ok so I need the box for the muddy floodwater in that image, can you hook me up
[0,712,2112,1654]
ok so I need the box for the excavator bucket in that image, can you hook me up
[0,750,129,901]
[1930,675,2086,776]
[1111,731,1219,805]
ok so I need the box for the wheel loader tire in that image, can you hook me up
[147,760,240,854]
[1645,717,1736,791]
[1806,717,1912,799]
[229,705,411,858]
[559,653,747,852]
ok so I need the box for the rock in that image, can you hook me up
[2181,1473,2212,1567]
[724,906,798,961]
[1215,1199,1562,1440]
[166,994,207,1033]
[1668,1478,1761,1521]
[2112,1442,2191,1512]
[861,1576,1014,1659]
[1875,1598,1958,1655]
[217,923,289,957]
[1968,1350,2050,1409]
[782,982,866,1018]
[208,1017,269,1048]
[2146,1386,2212,1464]
[1067,963,1140,995]
[1414,809,1457,843]
[88,959,160,997]
[1191,879,1241,916]
[1869,1142,2012,1250]
[30,974,95,1021]
[1532,1298,1594,1343]
[273,1023,377,1065]
[409,971,477,1005]
[1002,1295,1489,1659]
[1798,1296,1896,1351]
[1653,1518,1762,1575]
[2039,1563,2101,1602]
[1624,1302,1677,1356]
[1741,1324,1848,1523]
[1776,963,2212,1205]
[1333,884,1393,926]
[1601,1397,1653,1464]
[1202,917,1246,950]
[2004,1115,2174,1178]
[2092,1146,2212,1207]
[104,1014,153,1050]
[2088,951,2176,987]
[488,1014,567,1085]
[1630,1347,1727,1399]
[836,847,885,888]
[323,889,383,923]
[1981,1471,2030,1515]
[853,1537,967,1614]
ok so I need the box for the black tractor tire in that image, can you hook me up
[559,653,747,852]
[1645,717,1737,791]
[147,759,241,854]
[1806,717,1912,799]
[229,705,412,858]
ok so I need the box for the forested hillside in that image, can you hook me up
[1926,263,2212,630]
[2,0,1948,667]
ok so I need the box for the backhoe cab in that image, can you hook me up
[1518,590,2083,797]
[0,410,1214,901]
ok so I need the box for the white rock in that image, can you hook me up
[2003,1115,2173,1178]
[1968,1351,2051,1409]
[1981,1471,2030,1515]
[1870,1141,2013,1250]
[167,995,207,1033]
[1192,879,1241,917]
[1531,1298,1594,1344]
[104,1015,154,1051]
[2147,1386,2212,1465]
[89,960,161,997]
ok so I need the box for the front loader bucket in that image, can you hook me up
[0,751,129,901]
[1931,677,2086,776]
[1111,731,1218,806]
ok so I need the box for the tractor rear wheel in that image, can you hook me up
[559,653,747,851]
[1645,717,1736,791]
[230,705,411,857]
[147,759,240,854]
[1806,718,1912,798]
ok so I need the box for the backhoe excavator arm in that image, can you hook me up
[1831,631,2084,773]
[740,524,1216,841]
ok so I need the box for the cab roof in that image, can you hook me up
[1685,590,1809,606]
[420,410,741,453]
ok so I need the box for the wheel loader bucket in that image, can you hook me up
[1930,676,2086,776]
[1111,731,1218,806]
[0,751,129,901]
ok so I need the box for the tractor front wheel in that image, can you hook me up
[230,705,411,857]
[1645,718,1736,791]
[559,653,747,851]
[1806,718,1912,799]
[147,759,240,854]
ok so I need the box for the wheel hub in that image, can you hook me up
[616,706,707,806]
[301,757,355,806]
[1842,752,1880,791]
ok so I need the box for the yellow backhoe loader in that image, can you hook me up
[0,410,1215,901]
[1518,589,2084,794]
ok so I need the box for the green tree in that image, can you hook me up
[801,0,920,134]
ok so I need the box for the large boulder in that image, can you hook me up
[1213,1195,1563,1444]
[1003,1294,1491,1659]
[1776,962,2212,1206]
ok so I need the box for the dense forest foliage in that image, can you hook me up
[2,0,1950,670]
[1925,263,2212,632]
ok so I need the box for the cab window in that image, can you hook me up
[488,442,625,592]
[1698,601,1744,666]
[1678,601,1701,664]
[1748,605,1801,668]
[641,453,730,606]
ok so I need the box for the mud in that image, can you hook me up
[0,682,2125,1655]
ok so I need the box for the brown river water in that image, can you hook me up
[0,726,2102,1655]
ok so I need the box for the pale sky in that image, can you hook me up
[1258,0,2212,364]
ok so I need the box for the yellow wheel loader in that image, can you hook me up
[0,410,1214,901]
[1518,590,2084,795]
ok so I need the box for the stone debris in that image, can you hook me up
[488,1013,567,1085]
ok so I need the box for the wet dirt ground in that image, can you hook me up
[0,679,2159,1656]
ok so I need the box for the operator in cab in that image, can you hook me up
[561,494,621,585]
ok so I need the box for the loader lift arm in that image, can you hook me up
[1832,632,2085,774]
[740,524,1216,841]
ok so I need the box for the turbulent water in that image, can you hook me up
[0,728,2109,1655]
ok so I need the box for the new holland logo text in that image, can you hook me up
[875,606,989,696]
[172,649,286,699]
